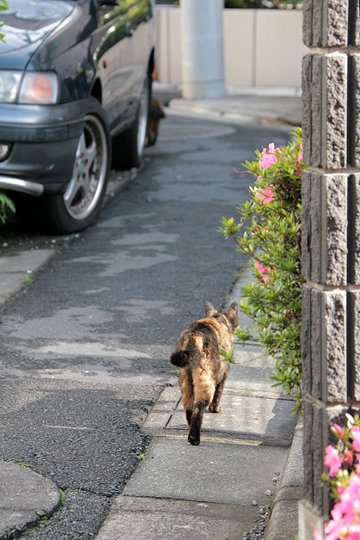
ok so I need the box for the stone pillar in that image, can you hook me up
[299,1,360,538]
[180,0,225,99]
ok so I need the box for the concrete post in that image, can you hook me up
[299,1,360,538]
[180,0,224,99]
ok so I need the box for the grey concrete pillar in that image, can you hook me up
[299,1,360,538]
[180,0,224,99]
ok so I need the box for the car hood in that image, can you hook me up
[0,0,74,65]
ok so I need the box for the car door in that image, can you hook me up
[91,0,135,133]
[94,0,153,132]
[123,0,153,98]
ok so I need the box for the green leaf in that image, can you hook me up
[235,327,253,342]
[218,348,235,364]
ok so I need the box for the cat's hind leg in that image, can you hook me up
[188,379,215,446]
[188,400,207,446]
[209,368,228,413]
[179,369,193,427]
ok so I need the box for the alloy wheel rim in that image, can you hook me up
[137,79,149,157]
[64,114,107,221]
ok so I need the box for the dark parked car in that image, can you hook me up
[0,0,155,233]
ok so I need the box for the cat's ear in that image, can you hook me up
[205,302,217,316]
[225,302,239,329]
[227,302,238,313]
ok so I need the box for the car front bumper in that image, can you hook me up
[0,100,87,196]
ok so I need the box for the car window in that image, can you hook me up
[99,0,151,26]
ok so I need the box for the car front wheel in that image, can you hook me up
[37,98,111,234]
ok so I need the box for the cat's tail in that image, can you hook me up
[170,346,202,368]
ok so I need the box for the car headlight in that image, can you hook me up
[0,71,59,104]
[0,71,22,103]
[19,72,59,104]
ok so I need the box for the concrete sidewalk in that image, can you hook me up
[94,273,303,540]
[96,348,302,539]
[155,84,302,128]
[0,90,304,539]
[169,94,302,128]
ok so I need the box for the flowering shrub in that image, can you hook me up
[221,128,303,411]
[316,414,360,539]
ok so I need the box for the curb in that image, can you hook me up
[0,249,55,306]
[265,420,304,540]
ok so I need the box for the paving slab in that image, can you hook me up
[0,273,26,303]
[167,390,296,445]
[96,496,257,540]
[0,460,60,539]
[0,248,54,273]
[142,386,180,433]
[230,348,279,391]
[123,438,288,505]
[0,249,54,303]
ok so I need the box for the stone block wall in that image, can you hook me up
[300,0,360,537]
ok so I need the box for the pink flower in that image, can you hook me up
[297,142,303,162]
[320,475,360,539]
[324,445,342,477]
[256,185,276,204]
[318,423,360,539]
[344,449,354,467]
[259,143,278,169]
[351,426,360,452]
[332,423,346,439]
[255,262,270,283]
[323,516,350,540]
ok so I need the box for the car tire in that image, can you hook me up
[31,98,111,234]
[112,75,151,171]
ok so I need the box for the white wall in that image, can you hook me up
[155,6,307,90]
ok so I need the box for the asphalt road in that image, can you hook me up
[0,113,291,539]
